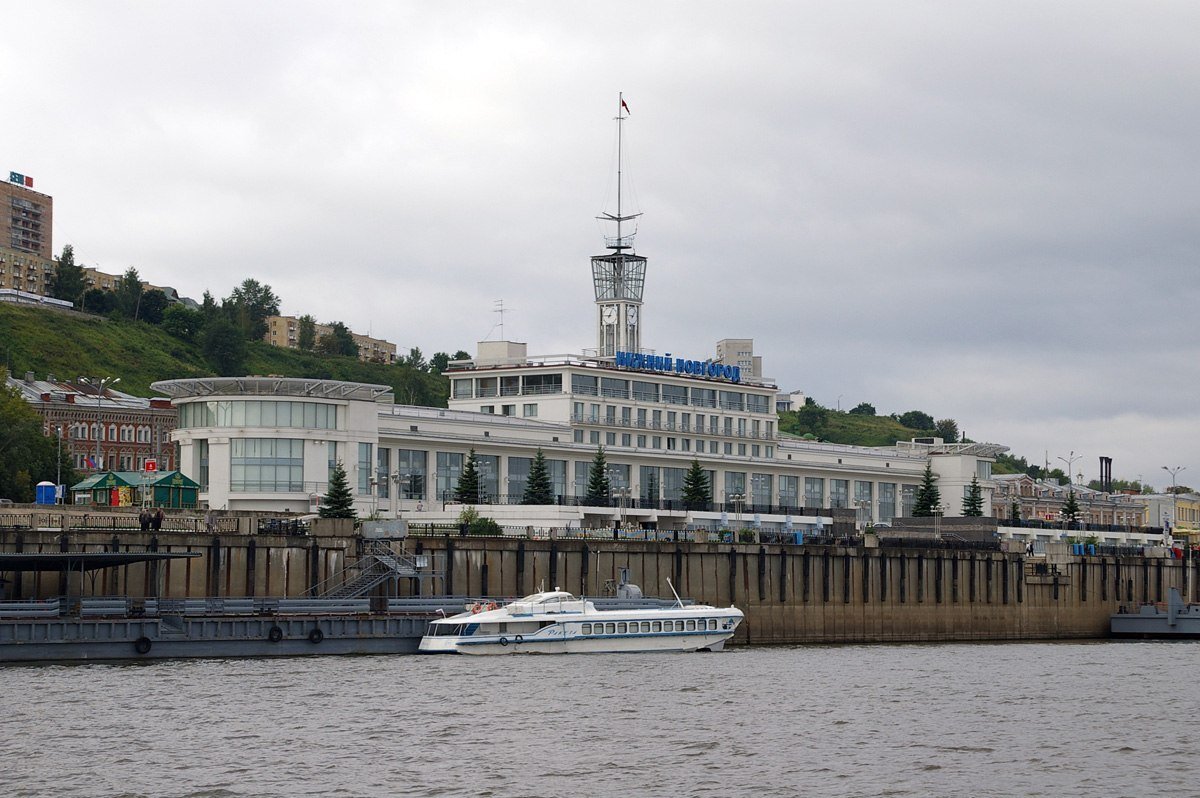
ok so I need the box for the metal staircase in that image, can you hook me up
[313,541,429,599]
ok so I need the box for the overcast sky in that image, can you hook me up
[5,2,1198,488]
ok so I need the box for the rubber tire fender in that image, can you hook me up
[514,635,523,644]
[308,628,324,644]
[134,636,152,655]
[268,626,284,643]
[498,636,508,647]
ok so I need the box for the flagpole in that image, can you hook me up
[617,92,624,247]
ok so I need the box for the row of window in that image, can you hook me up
[573,428,776,458]
[57,423,156,443]
[580,618,720,635]
[74,453,163,471]
[573,404,774,437]
[179,400,342,431]
[452,373,773,414]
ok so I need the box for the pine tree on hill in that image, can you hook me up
[682,458,711,511]
[584,446,611,506]
[1061,490,1081,524]
[319,461,356,519]
[454,448,481,504]
[912,463,941,517]
[522,448,554,505]
[962,475,984,517]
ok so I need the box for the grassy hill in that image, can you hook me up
[777,404,930,447]
[0,303,449,405]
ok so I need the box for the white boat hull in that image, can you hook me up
[419,590,743,655]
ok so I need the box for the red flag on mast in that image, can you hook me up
[620,97,630,113]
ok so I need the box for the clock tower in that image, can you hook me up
[592,93,646,358]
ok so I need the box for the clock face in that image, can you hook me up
[627,306,638,324]
[602,305,617,324]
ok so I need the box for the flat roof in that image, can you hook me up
[151,377,394,403]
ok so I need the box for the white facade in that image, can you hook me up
[156,361,1002,532]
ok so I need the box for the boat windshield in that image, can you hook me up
[516,591,576,604]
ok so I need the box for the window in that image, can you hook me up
[751,473,772,507]
[582,623,592,635]
[641,622,651,633]
[231,438,304,492]
[605,623,616,635]
[805,477,824,508]
[617,622,627,634]
[621,434,631,447]
[501,404,515,416]
[197,440,209,490]
[686,620,696,631]
[606,432,616,446]
[780,475,799,508]
[652,621,662,632]
[523,403,537,417]
[573,430,584,443]
[589,431,600,444]
[358,443,373,494]
[396,449,427,499]
[436,452,464,501]
[662,384,688,406]
[831,479,849,509]
[179,400,340,430]
[481,405,495,414]
[572,374,598,396]
[636,435,646,447]
[377,448,391,498]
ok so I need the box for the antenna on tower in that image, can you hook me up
[494,299,509,340]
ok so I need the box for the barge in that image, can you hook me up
[1111,588,1200,639]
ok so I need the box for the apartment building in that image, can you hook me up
[263,315,397,364]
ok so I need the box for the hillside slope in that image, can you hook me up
[0,303,449,405]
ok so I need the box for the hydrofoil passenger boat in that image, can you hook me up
[419,586,743,655]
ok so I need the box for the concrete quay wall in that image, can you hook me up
[418,536,1195,644]
[2,524,1194,644]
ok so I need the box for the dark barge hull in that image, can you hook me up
[0,614,427,662]
[1110,588,1200,639]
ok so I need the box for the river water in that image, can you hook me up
[3,642,1198,797]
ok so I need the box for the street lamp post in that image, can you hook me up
[1162,465,1187,540]
[1057,450,1081,485]
[55,425,62,503]
[80,376,119,472]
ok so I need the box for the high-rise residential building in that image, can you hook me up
[0,172,56,295]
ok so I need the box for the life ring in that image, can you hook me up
[499,636,509,647]
[134,636,152,655]
[486,601,498,611]
[308,628,324,644]
[514,635,523,644]
[471,603,483,614]
[268,626,284,643]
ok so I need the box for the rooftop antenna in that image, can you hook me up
[493,299,509,340]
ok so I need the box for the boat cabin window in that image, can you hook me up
[581,623,592,635]
[708,619,717,630]
[686,620,696,631]
[652,621,662,632]
[617,622,627,634]
[664,621,674,632]
[605,622,616,635]
[640,622,651,633]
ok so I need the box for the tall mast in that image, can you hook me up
[591,93,647,358]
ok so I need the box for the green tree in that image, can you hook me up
[317,321,359,358]
[138,289,170,325]
[521,448,554,505]
[0,386,76,503]
[912,463,941,517]
[1061,490,1081,524]
[848,402,876,416]
[297,314,317,351]
[682,458,710,510]
[428,352,451,373]
[584,446,611,506]
[225,278,280,340]
[962,475,984,517]
[200,317,247,375]
[81,287,115,315]
[161,303,204,341]
[319,460,356,519]
[934,418,959,443]
[49,244,87,306]
[454,448,481,503]
[1010,500,1021,522]
[113,267,144,320]
[897,410,935,430]
[404,347,427,370]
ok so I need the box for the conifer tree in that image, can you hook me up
[319,461,356,519]
[584,446,611,506]
[1061,490,1081,524]
[49,244,87,306]
[645,470,660,507]
[454,448,481,504]
[962,475,984,517]
[682,459,710,511]
[522,448,554,505]
[1010,500,1021,522]
[912,463,941,517]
